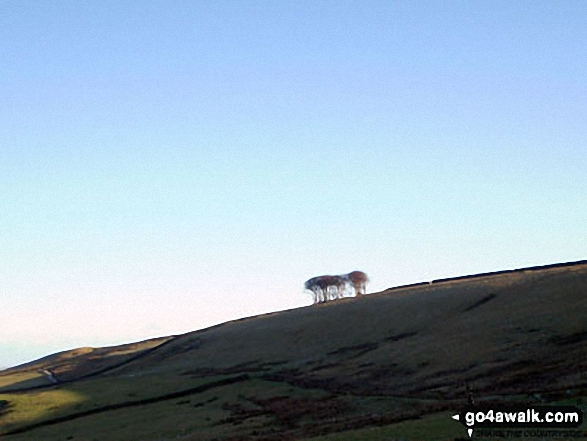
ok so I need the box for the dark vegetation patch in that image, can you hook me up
[327,342,379,358]
[358,362,374,368]
[464,360,536,384]
[219,395,352,431]
[248,395,352,428]
[398,358,577,399]
[262,372,347,395]
[217,393,454,441]
[463,293,497,312]
[220,400,266,425]
[548,331,587,346]
[165,337,202,355]
[190,397,217,409]
[385,331,419,342]
[0,400,11,417]
[511,326,543,337]
[463,359,580,396]
[182,360,286,377]
[367,363,416,381]
[407,381,461,397]
[427,364,479,379]
[308,363,341,373]
[266,364,421,397]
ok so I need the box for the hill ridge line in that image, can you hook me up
[384,259,587,293]
[2,337,180,393]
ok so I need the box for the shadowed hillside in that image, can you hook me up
[1,261,586,440]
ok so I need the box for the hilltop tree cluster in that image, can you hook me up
[304,271,368,304]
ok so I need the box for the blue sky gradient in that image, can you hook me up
[1,1,586,368]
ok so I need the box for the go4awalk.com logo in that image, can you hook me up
[452,405,583,438]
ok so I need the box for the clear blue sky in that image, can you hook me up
[1,1,586,369]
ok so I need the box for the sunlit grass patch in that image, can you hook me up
[0,371,49,392]
[0,388,85,433]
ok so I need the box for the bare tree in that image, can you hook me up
[305,272,366,304]
[317,275,346,301]
[345,270,369,295]
[304,276,323,304]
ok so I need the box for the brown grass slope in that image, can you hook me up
[5,261,586,397]
[1,261,586,440]
[107,261,587,399]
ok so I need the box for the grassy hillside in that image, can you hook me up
[0,337,171,392]
[1,261,586,440]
